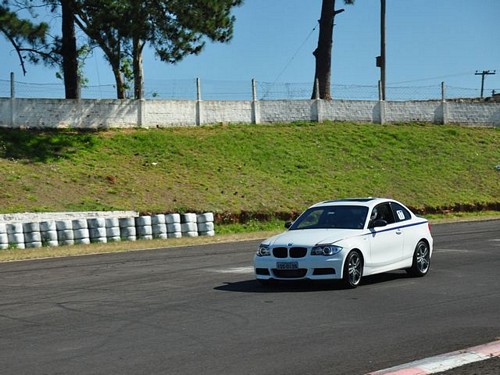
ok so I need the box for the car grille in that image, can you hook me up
[272,246,308,258]
[272,269,307,278]
[273,247,288,258]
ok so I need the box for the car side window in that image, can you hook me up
[371,203,396,225]
[391,202,411,222]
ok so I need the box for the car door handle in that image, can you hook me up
[395,229,402,235]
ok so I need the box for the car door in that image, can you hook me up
[389,201,421,260]
[367,202,405,266]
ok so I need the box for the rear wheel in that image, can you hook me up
[343,250,363,288]
[407,240,430,277]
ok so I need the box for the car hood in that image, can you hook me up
[263,229,362,247]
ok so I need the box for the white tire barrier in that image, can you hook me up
[105,218,121,242]
[88,218,107,243]
[40,221,58,247]
[197,213,215,236]
[0,223,9,250]
[7,223,25,249]
[72,219,90,245]
[24,222,42,248]
[181,213,198,238]
[0,212,215,248]
[57,220,74,246]
[166,214,182,238]
[119,217,136,241]
[152,214,168,239]
[136,216,153,240]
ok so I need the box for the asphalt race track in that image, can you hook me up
[0,220,498,374]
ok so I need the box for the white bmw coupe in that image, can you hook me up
[254,198,433,288]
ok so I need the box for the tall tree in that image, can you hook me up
[312,0,354,100]
[0,4,53,76]
[74,0,243,99]
[3,0,242,100]
[73,0,130,98]
[3,0,85,99]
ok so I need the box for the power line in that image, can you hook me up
[261,22,318,99]
[389,72,474,85]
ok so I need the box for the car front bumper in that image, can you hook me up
[254,256,344,281]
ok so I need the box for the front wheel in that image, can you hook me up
[406,240,431,277]
[343,250,363,288]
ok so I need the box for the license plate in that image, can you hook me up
[276,261,299,270]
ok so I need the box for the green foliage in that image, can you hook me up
[0,123,498,217]
[73,0,243,98]
[0,4,54,74]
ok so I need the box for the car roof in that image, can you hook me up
[310,197,390,208]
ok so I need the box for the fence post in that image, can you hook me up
[10,72,15,128]
[137,99,145,128]
[378,80,385,124]
[314,78,322,123]
[251,79,260,124]
[196,78,202,126]
[441,81,448,125]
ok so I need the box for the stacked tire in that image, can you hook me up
[166,214,182,238]
[88,218,107,243]
[136,216,153,241]
[72,219,90,245]
[197,213,215,236]
[181,213,198,238]
[0,211,215,249]
[105,218,121,242]
[0,223,8,250]
[119,217,136,242]
[152,214,168,240]
[40,221,58,247]
[7,223,25,249]
[57,220,74,246]
[23,222,42,248]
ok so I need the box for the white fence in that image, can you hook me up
[1,96,499,128]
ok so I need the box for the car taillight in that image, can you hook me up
[428,223,431,232]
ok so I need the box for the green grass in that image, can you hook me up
[0,122,499,222]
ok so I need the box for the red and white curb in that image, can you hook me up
[367,339,500,375]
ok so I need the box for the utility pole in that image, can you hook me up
[376,0,386,100]
[475,70,496,98]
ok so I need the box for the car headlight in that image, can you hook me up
[256,244,271,257]
[311,245,343,256]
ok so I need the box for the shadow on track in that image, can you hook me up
[214,270,413,293]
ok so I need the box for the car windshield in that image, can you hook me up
[289,205,368,230]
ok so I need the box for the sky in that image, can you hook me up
[1,0,499,99]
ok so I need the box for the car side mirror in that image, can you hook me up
[285,221,293,229]
[372,219,388,228]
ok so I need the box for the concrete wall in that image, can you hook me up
[1,98,499,128]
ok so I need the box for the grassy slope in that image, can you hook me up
[0,122,498,220]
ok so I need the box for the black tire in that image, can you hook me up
[343,250,363,288]
[406,240,431,277]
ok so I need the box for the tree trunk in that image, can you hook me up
[112,65,126,99]
[133,37,144,100]
[61,0,80,99]
[312,0,344,100]
[99,42,125,99]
